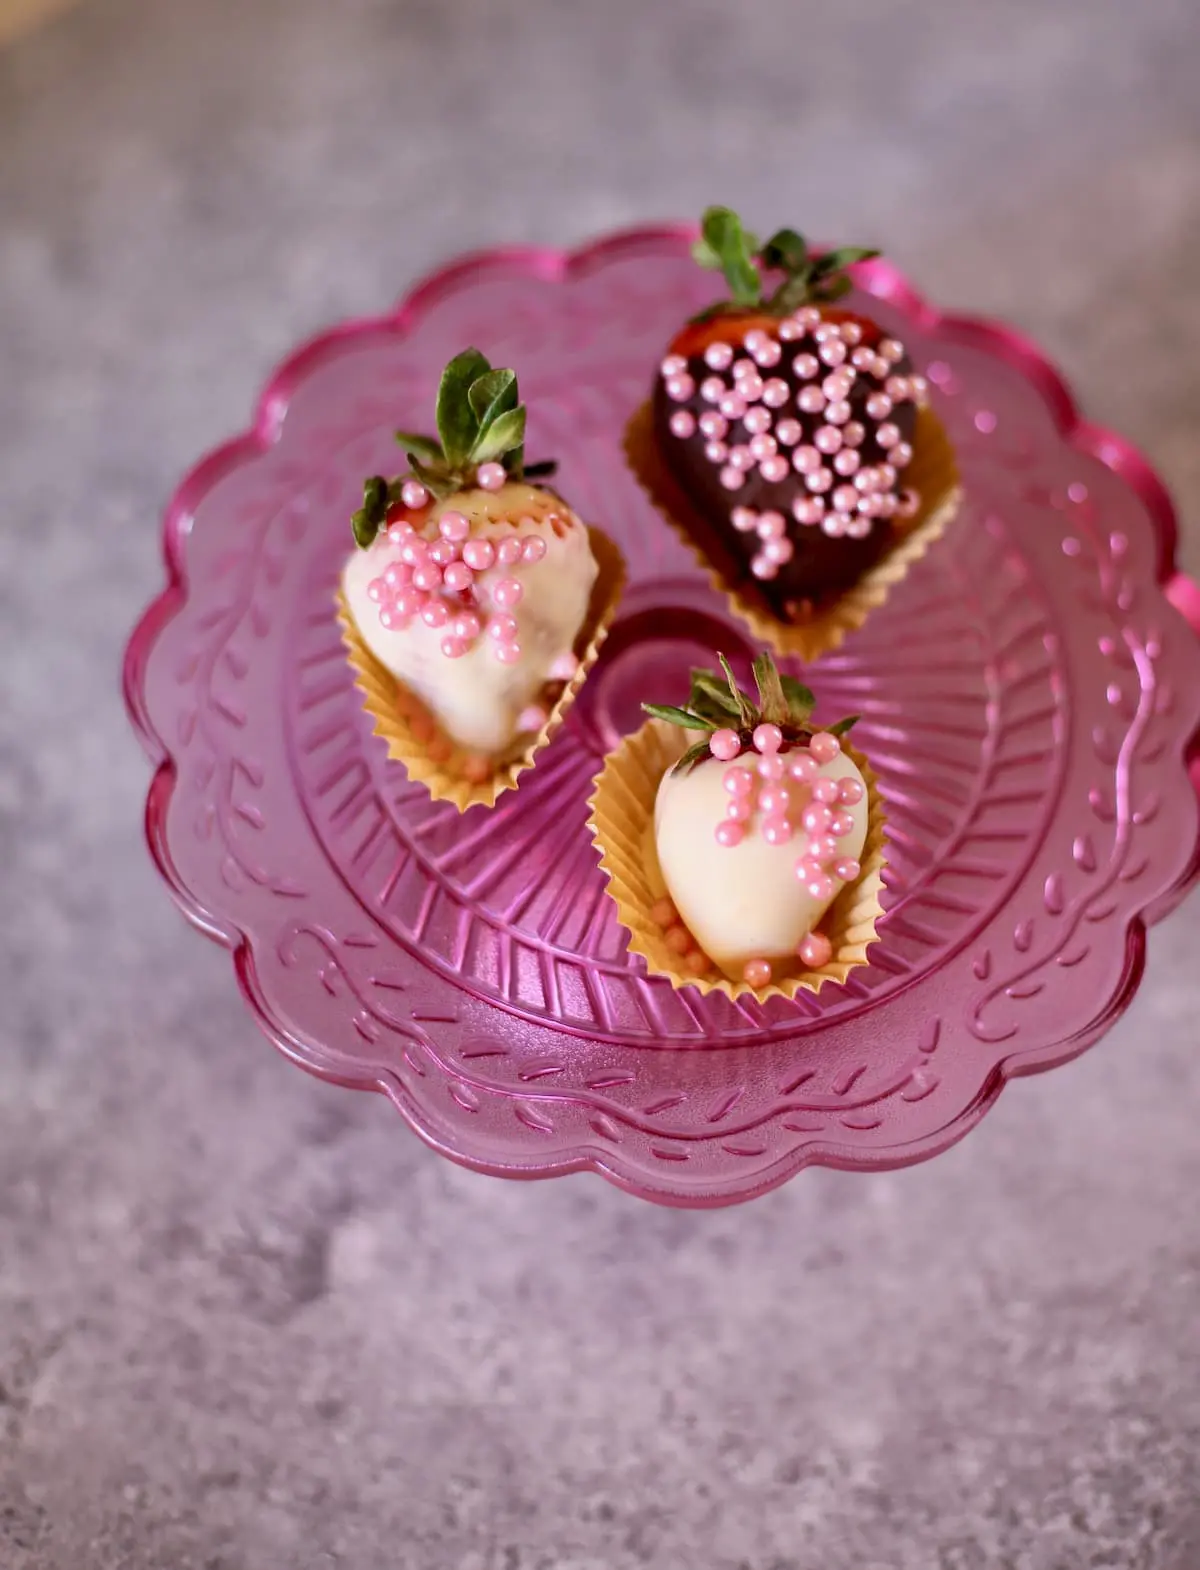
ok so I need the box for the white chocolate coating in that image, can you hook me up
[342,484,598,757]
[654,749,868,979]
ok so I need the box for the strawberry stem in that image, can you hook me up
[642,650,858,773]
[351,349,558,545]
[690,205,880,319]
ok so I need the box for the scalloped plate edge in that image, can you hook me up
[122,225,1200,1205]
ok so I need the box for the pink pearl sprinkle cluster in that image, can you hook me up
[366,503,549,664]
[661,310,926,580]
[650,897,712,979]
[709,725,864,898]
[713,722,863,989]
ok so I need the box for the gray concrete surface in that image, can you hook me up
[3,1,1200,1566]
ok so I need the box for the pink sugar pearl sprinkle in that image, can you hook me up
[723,765,753,795]
[715,820,744,848]
[488,614,518,643]
[442,562,473,593]
[753,722,782,754]
[811,777,841,805]
[709,729,741,762]
[838,777,865,806]
[462,538,495,571]
[743,958,772,989]
[798,931,833,969]
[809,732,841,764]
[476,462,506,492]
[758,785,790,815]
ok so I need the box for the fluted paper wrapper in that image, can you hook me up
[340,526,625,811]
[587,718,888,1000]
[625,401,960,662]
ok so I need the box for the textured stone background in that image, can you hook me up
[2,2,1200,1567]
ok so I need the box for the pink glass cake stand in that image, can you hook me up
[124,227,1200,1207]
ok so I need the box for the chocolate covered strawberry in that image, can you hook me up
[651,207,928,620]
[644,652,869,987]
[342,349,600,762]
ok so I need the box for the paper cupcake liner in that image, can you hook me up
[587,718,888,1001]
[340,526,626,811]
[625,400,961,663]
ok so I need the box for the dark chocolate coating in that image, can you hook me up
[652,324,918,619]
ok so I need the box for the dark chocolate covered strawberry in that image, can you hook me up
[651,207,928,621]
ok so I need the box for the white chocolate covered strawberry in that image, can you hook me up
[645,653,868,986]
[344,483,595,756]
[342,350,600,761]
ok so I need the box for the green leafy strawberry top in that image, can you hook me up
[644,651,858,774]
[350,348,557,547]
[690,205,879,319]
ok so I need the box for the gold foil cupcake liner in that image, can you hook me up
[340,526,626,811]
[625,400,961,663]
[587,718,888,1000]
